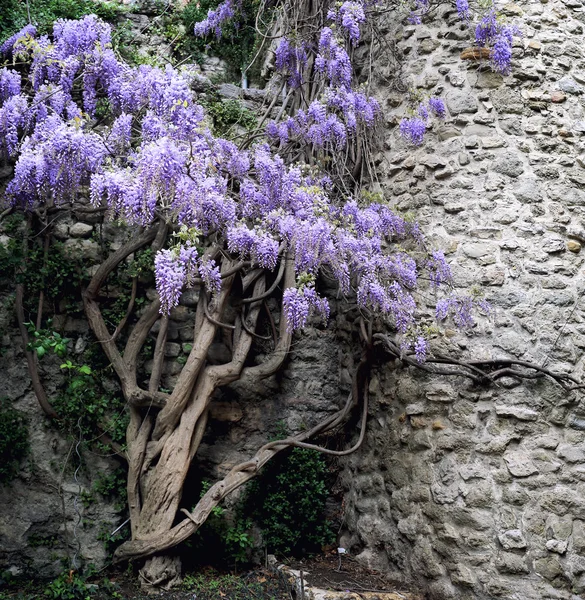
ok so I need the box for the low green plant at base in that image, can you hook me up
[186,481,255,567]
[199,95,257,139]
[243,443,334,556]
[43,571,92,600]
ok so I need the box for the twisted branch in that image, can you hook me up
[374,334,584,391]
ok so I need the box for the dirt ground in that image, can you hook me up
[289,553,422,598]
[0,553,422,599]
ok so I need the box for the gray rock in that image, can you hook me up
[218,83,242,99]
[68,222,94,238]
[493,154,525,178]
[445,90,479,114]
[490,87,525,113]
[498,529,527,549]
[504,452,539,477]
[496,404,539,421]
[558,77,583,95]
[496,552,530,573]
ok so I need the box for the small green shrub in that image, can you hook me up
[43,571,92,600]
[199,95,257,138]
[185,481,254,567]
[244,445,334,556]
[0,399,29,484]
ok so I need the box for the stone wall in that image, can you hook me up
[0,183,342,578]
[340,0,585,598]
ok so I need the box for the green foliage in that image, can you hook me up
[52,365,128,446]
[199,95,257,138]
[187,481,254,567]
[28,533,61,548]
[182,571,286,600]
[176,0,261,78]
[0,237,87,313]
[0,399,28,484]
[0,0,122,41]
[43,571,92,600]
[26,321,70,359]
[23,320,128,446]
[244,444,334,556]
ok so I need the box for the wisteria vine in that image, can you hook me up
[0,3,485,360]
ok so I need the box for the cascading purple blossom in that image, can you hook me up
[0,69,21,105]
[155,250,186,313]
[399,118,426,145]
[456,0,470,21]
[199,258,222,295]
[0,24,36,56]
[283,286,330,333]
[474,9,521,74]
[275,39,308,88]
[0,14,482,355]
[193,0,240,38]
[428,97,446,118]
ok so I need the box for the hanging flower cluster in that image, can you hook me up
[475,10,521,75]
[0,13,481,353]
[399,97,445,145]
[193,0,241,38]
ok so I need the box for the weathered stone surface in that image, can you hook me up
[492,154,525,178]
[496,404,539,421]
[498,529,527,549]
[68,222,94,238]
[445,91,479,114]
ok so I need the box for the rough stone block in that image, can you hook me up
[498,529,527,549]
[503,451,539,477]
[534,556,564,581]
[446,90,479,114]
[496,552,530,574]
[496,404,539,421]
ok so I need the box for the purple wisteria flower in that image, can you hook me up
[428,97,446,118]
[426,250,452,287]
[0,69,21,105]
[199,258,222,295]
[399,118,426,145]
[275,38,308,88]
[193,0,239,38]
[475,10,498,46]
[417,102,429,120]
[336,1,367,45]
[414,336,428,363]
[155,250,185,313]
[474,10,520,74]
[0,24,36,56]
[456,0,470,21]
[283,286,330,332]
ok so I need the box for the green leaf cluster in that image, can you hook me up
[187,481,255,566]
[0,0,122,41]
[43,571,92,600]
[176,0,261,78]
[243,446,334,556]
[199,95,257,139]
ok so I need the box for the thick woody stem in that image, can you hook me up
[113,358,369,563]
[15,284,57,419]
